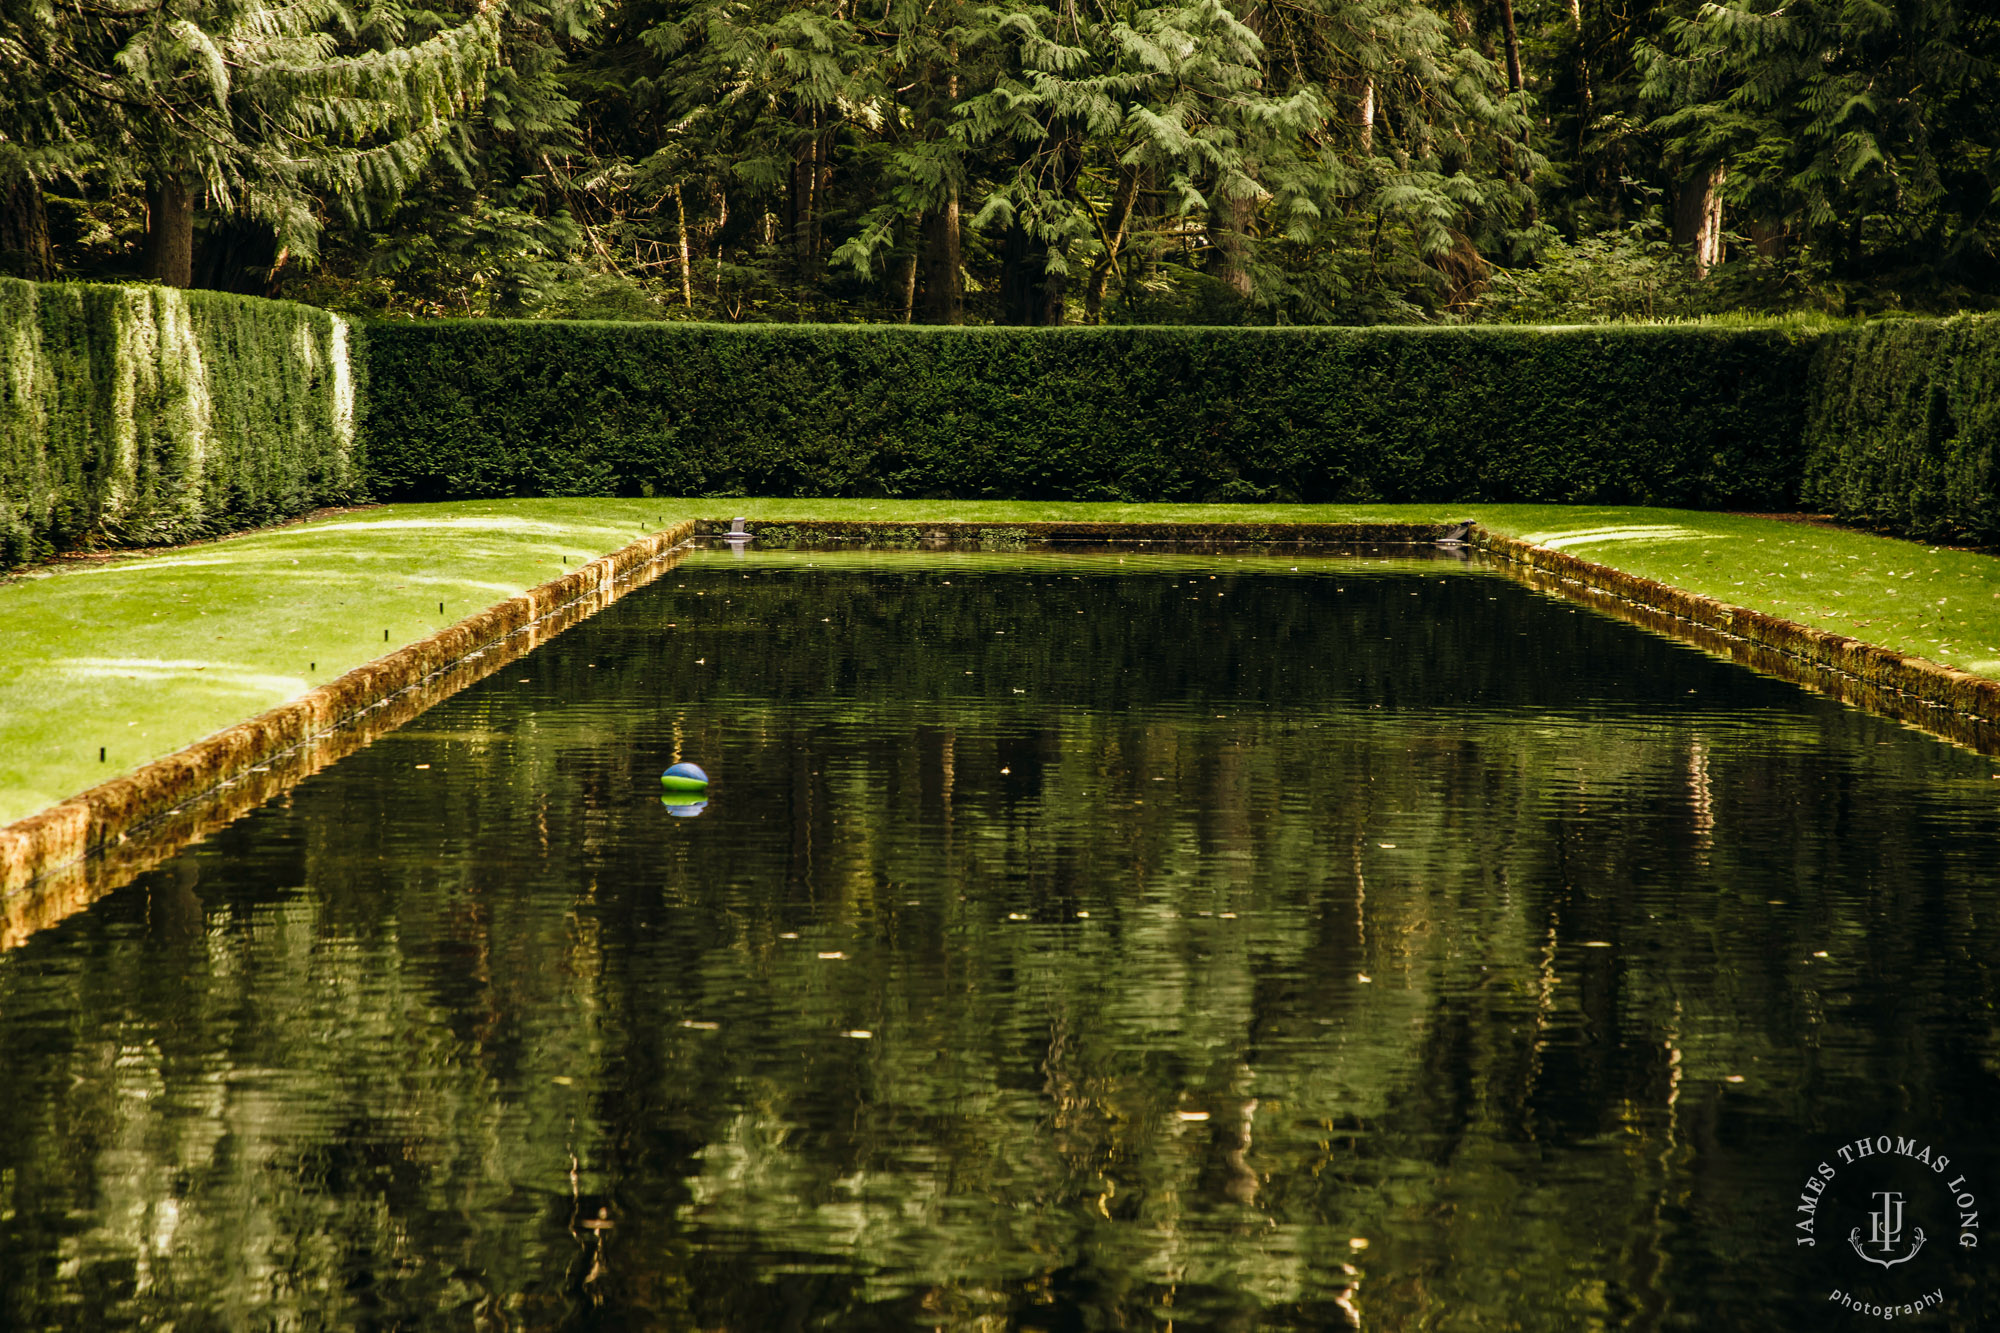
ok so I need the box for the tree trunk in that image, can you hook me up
[894,219,920,323]
[1747,220,1786,261]
[1001,221,1073,326]
[1498,0,1525,94]
[1497,0,1533,206]
[710,184,730,298]
[1355,78,1375,154]
[1568,0,1591,129]
[1001,132,1082,325]
[1000,223,1037,324]
[1084,166,1140,323]
[144,176,195,288]
[674,183,694,307]
[0,147,53,280]
[1569,0,1594,190]
[788,109,822,282]
[1672,163,1725,277]
[915,52,963,326]
[1209,4,1262,303]
[192,215,284,295]
[1040,241,1067,325]
[920,189,962,324]
[1207,188,1256,303]
[1000,223,1068,326]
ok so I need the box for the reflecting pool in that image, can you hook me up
[2,548,1995,1330]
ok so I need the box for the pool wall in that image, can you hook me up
[1473,526,2000,749]
[0,521,696,906]
[700,516,2000,748]
[692,518,1466,546]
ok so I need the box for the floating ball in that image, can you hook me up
[661,762,710,792]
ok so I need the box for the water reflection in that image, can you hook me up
[0,549,1995,1330]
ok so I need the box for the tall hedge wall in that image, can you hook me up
[361,321,1816,509]
[1802,315,2000,545]
[0,278,364,566]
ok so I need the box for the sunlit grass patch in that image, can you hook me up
[0,498,685,825]
[1484,509,2000,675]
[1519,525,1705,549]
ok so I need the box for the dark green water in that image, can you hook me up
[2,548,1996,1331]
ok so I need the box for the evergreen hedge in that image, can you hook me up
[1801,315,2000,545]
[360,321,1816,509]
[0,277,364,567]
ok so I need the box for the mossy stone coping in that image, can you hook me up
[0,522,696,897]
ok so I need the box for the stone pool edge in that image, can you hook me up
[1473,527,2000,750]
[710,515,2000,747]
[0,521,698,901]
[691,518,1464,545]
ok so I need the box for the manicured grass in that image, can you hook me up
[0,499,680,825]
[6,496,2000,829]
[1486,507,2000,677]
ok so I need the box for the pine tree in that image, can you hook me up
[0,0,503,287]
[331,0,602,314]
[1639,0,2000,305]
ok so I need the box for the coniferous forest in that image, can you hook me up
[0,0,1995,325]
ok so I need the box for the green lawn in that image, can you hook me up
[0,499,679,825]
[4,497,1998,829]
[1468,506,2000,675]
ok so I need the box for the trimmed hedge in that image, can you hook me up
[360,321,1816,509]
[0,278,364,566]
[1802,315,2000,545]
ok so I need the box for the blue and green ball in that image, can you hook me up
[661,762,710,793]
